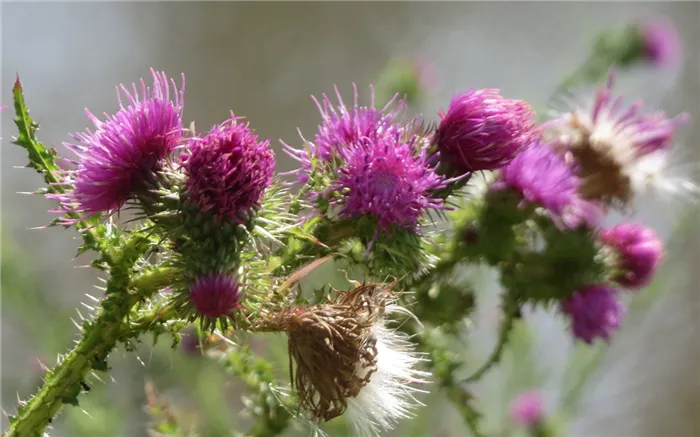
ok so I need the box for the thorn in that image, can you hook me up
[80,302,95,311]
[79,407,93,419]
[70,318,84,332]
[37,359,49,372]
[75,308,85,320]
[85,293,100,302]
[90,372,105,384]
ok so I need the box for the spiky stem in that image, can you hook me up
[3,266,179,437]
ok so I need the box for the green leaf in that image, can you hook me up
[12,76,62,185]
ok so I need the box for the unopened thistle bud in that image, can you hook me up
[182,115,275,224]
[259,283,428,436]
[560,284,625,344]
[189,273,241,319]
[510,390,545,428]
[637,18,682,67]
[435,89,537,176]
[601,222,663,288]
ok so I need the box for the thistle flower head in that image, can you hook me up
[332,132,446,233]
[264,283,427,436]
[493,141,578,214]
[545,72,688,206]
[182,115,275,223]
[435,89,537,175]
[52,69,184,216]
[189,273,241,319]
[601,222,663,288]
[284,84,405,184]
[639,18,682,66]
[561,284,625,344]
[510,390,544,428]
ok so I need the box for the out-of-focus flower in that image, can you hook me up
[638,18,682,66]
[544,71,688,207]
[492,141,578,214]
[182,115,274,223]
[434,89,537,176]
[561,284,625,343]
[51,69,184,218]
[510,390,544,428]
[601,222,663,288]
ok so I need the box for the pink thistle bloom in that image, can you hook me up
[435,89,537,175]
[189,273,241,319]
[510,390,544,428]
[493,141,578,214]
[52,69,184,217]
[332,131,446,233]
[601,222,663,288]
[283,84,406,184]
[182,115,275,223]
[561,284,625,344]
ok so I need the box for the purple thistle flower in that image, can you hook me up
[52,69,184,216]
[492,141,578,214]
[283,84,405,184]
[510,390,544,428]
[183,115,275,223]
[189,273,241,318]
[640,18,682,67]
[434,89,537,175]
[332,132,446,233]
[601,222,663,288]
[561,284,625,344]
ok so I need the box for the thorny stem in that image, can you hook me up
[3,266,179,437]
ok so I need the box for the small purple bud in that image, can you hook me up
[435,89,537,175]
[602,222,663,288]
[640,18,682,66]
[510,390,544,428]
[189,273,241,318]
[561,285,625,344]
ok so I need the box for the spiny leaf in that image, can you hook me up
[12,76,62,187]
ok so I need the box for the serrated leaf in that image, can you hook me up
[12,76,62,187]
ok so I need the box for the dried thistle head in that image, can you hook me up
[264,283,428,436]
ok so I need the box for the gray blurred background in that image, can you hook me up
[1,2,698,437]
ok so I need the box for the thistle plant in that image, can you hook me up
[3,18,695,437]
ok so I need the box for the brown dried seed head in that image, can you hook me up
[272,283,396,422]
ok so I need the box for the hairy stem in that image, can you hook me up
[3,266,179,437]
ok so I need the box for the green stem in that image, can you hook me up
[3,266,178,437]
[462,295,519,384]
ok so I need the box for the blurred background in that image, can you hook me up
[1,2,698,437]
